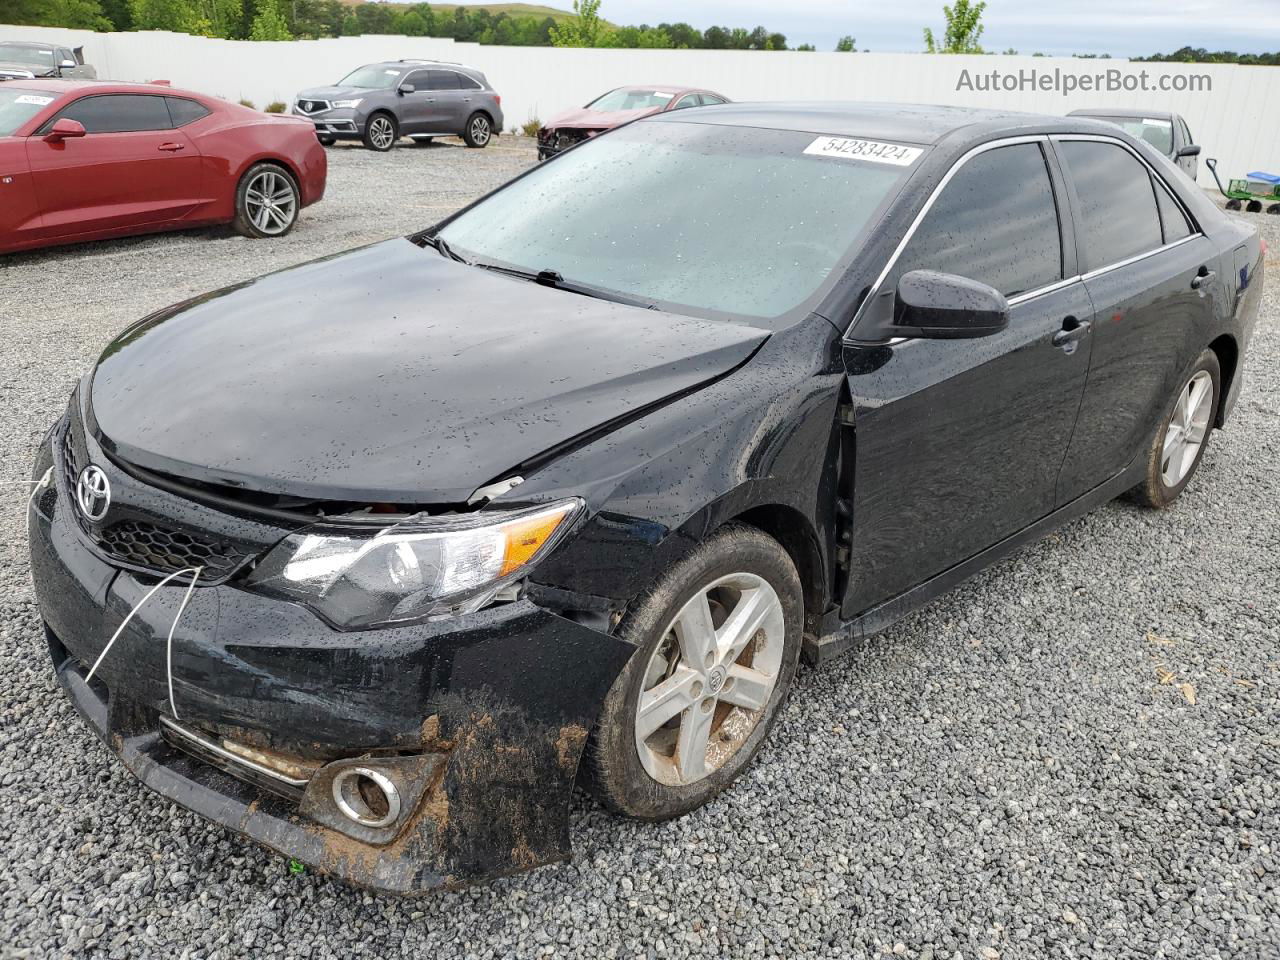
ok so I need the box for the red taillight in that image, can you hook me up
[495,95,501,107]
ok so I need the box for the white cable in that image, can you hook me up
[85,566,202,685]
[166,567,203,720]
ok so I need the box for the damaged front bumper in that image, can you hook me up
[28,441,634,894]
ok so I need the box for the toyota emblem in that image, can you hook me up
[75,465,111,521]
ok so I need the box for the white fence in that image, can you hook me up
[4,23,1279,185]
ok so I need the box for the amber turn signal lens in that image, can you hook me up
[498,502,576,577]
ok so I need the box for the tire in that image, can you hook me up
[1246,200,1263,214]
[462,111,492,148]
[1130,349,1221,508]
[317,134,336,146]
[584,524,803,820]
[1267,203,1280,215]
[1226,199,1242,211]
[362,112,398,151]
[232,162,299,239]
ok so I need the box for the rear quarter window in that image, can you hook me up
[1059,140,1163,270]
[166,97,210,127]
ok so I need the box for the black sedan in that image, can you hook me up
[27,103,1264,894]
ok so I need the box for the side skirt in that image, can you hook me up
[804,457,1145,666]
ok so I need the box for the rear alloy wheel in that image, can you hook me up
[584,524,802,820]
[463,112,492,148]
[363,113,397,151]
[1131,349,1221,508]
[233,163,299,239]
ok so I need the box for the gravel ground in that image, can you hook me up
[1,144,1278,960]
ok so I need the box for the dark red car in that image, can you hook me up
[0,80,326,255]
[537,85,729,160]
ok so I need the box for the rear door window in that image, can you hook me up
[894,142,1063,298]
[1059,140,1163,269]
[43,94,173,134]
[425,70,460,91]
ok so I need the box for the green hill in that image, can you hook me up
[337,0,581,20]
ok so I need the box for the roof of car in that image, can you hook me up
[0,78,204,97]
[0,40,62,48]
[1067,107,1179,120]
[652,101,1086,144]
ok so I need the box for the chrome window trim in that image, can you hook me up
[1050,132,1202,250]
[843,131,1205,342]
[842,134,1052,339]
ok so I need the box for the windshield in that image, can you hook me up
[438,121,914,320]
[337,65,403,89]
[586,88,677,112]
[0,44,54,68]
[1086,115,1174,155]
[0,88,56,136]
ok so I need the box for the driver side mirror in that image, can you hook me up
[891,270,1009,339]
[1176,144,1201,158]
[397,82,415,95]
[60,59,77,69]
[43,118,86,143]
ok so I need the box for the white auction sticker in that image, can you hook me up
[1143,118,1172,127]
[15,95,54,106]
[804,136,923,166]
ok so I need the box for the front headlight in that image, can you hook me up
[245,499,581,629]
[331,98,362,108]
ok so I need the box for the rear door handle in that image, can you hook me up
[1191,268,1216,290]
[158,142,185,152]
[1052,317,1091,352]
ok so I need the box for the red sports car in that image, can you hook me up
[0,80,326,255]
[536,85,730,160]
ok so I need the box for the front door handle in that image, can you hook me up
[157,142,185,152]
[1191,267,1216,290]
[1052,317,1091,353]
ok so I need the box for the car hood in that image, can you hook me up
[296,85,370,101]
[0,62,52,78]
[545,106,659,130]
[89,238,768,504]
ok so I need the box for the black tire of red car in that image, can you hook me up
[317,134,336,146]
[1130,348,1221,509]
[463,111,492,148]
[232,162,300,239]
[583,524,803,820]
[362,112,398,152]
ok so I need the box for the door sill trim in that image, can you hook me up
[805,457,1143,665]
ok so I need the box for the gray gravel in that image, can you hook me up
[1,144,1278,960]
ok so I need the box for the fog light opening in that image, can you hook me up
[331,767,401,829]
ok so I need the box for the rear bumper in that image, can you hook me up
[28,441,634,893]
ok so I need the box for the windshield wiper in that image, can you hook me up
[471,262,656,309]
[420,231,468,264]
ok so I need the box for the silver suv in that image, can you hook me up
[293,60,504,152]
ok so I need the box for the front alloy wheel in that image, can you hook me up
[363,113,397,151]
[585,524,802,820]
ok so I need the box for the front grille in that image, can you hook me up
[297,99,329,114]
[97,519,248,579]
[61,421,79,482]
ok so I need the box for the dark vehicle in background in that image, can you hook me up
[293,59,503,151]
[1068,107,1200,179]
[537,84,729,159]
[0,40,95,80]
[0,80,326,254]
[28,103,1262,894]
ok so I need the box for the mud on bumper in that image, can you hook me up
[30,460,633,894]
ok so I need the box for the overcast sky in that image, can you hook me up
[443,0,1280,56]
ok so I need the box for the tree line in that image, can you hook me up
[4,0,816,48]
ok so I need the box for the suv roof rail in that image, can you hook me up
[397,58,463,66]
